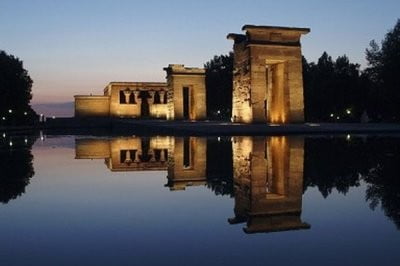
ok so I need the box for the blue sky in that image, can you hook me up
[1,0,399,103]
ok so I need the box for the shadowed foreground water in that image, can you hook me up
[0,134,400,266]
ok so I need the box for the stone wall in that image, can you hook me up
[104,82,168,118]
[164,64,206,120]
[74,95,110,117]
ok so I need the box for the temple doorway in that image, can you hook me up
[140,91,150,117]
[183,87,190,120]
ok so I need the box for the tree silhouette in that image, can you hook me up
[204,53,233,120]
[0,50,37,125]
[303,52,367,122]
[365,19,400,121]
[0,136,36,203]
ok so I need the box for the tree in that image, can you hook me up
[0,50,36,125]
[204,53,233,120]
[365,19,400,121]
[303,52,367,122]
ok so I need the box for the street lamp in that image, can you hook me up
[346,109,351,115]
[8,109,12,113]
[24,112,28,116]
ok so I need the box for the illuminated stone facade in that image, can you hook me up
[229,136,310,233]
[74,65,206,120]
[228,25,310,123]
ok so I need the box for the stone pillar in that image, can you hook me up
[133,91,141,104]
[160,149,166,161]
[148,91,156,104]
[123,90,131,104]
[159,91,166,104]
[134,150,141,162]
[125,150,132,163]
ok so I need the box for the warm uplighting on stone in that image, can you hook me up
[74,65,206,120]
[228,25,310,124]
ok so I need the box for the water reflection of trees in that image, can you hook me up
[0,136,36,203]
[304,136,400,229]
[206,138,233,197]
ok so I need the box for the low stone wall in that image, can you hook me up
[75,95,110,117]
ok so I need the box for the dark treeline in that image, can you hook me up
[0,50,37,126]
[205,52,233,120]
[205,19,400,122]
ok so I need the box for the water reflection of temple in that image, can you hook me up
[75,135,309,234]
[229,136,310,233]
[75,136,207,190]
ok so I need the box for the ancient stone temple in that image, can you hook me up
[228,25,310,123]
[74,64,206,120]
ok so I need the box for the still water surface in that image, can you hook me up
[0,134,400,266]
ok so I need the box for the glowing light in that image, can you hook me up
[336,116,340,120]
[330,113,334,117]
[9,141,12,146]
[217,137,221,142]
[1,117,5,120]
[346,134,351,141]
[217,110,221,114]
[52,116,56,119]
[24,138,28,144]
[8,109,12,113]
[346,109,351,115]
[24,112,27,116]
[2,133,5,138]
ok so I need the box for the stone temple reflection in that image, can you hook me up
[75,135,309,234]
[229,136,310,233]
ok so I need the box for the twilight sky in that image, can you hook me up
[1,0,399,105]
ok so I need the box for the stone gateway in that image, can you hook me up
[228,25,310,123]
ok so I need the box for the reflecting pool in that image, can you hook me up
[0,134,400,266]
